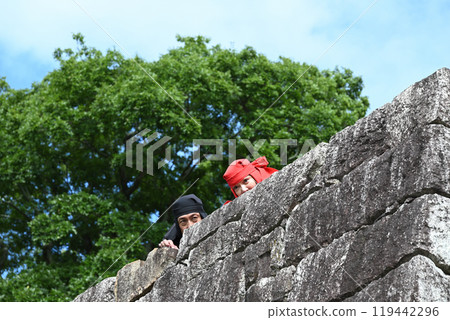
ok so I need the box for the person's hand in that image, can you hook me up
[158,239,179,250]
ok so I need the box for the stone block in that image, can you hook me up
[187,221,242,279]
[246,266,296,302]
[243,226,285,286]
[115,248,177,301]
[114,260,143,302]
[185,252,245,302]
[73,277,116,302]
[137,264,188,302]
[288,194,450,301]
[288,231,356,301]
[322,67,450,180]
[285,125,450,265]
[345,255,450,302]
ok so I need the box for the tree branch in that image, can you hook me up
[122,125,144,144]
[179,155,196,182]
[118,166,129,198]
[126,171,146,197]
[1,197,32,222]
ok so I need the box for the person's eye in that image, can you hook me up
[243,179,249,184]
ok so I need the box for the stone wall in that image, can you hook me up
[74,68,450,302]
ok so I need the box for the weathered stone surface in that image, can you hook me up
[285,124,450,265]
[73,277,116,302]
[246,266,296,302]
[322,67,450,180]
[386,68,450,144]
[288,231,356,301]
[322,106,389,180]
[288,194,450,301]
[243,226,285,286]
[345,255,450,302]
[115,248,177,302]
[114,259,144,302]
[185,252,246,302]
[253,142,329,213]
[137,264,189,302]
[186,221,242,278]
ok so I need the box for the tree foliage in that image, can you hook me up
[0,33,368,301]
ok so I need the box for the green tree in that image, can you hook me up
[0,33,368,301]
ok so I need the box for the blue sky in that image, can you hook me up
[1,0,449,115]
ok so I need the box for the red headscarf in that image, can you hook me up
[223,156,278,199]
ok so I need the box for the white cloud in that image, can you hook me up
[1,0,450,114]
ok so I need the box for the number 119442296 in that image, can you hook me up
[373,306,439,317]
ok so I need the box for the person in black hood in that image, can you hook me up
[158,194,208,249]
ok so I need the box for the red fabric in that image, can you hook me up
[223,156,278,199]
